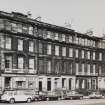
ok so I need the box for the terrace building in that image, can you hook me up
[0,11,105,93]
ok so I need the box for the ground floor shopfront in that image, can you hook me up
[0,74,75,92]
[0,74,101,93]
[75,76,97,90]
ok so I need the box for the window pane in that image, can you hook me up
[69,48,73,57]
[47,61,51,73]
[17,24,22,33]
[87,51,90,59]
[5,56,12,68]
[62,47,66,56]
[11,23,17,32]
[93,52,95,60]
[62,34,65,41]
[18,57,24,69]
[29,41,34,52]
[39,42,43,53]
[55,46,59,56]
[81,50,84,59]
[5,37,12,49]
[18,39,23,51]
[29,58,34,69]
[75,49,78,58]
[55,33,59,40]
[47,44,51,55]
[29,26,33,34]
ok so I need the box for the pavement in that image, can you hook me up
[1,99,105,105]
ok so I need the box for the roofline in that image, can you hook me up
[0,11,103,40]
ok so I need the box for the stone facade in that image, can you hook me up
[0,11,105,93]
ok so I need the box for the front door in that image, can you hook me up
[39,81,42,91]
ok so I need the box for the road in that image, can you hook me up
[1,99,105,105]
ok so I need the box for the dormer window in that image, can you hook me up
[29,26,33,35]
[62,34,65,41]
[55,33,59,40]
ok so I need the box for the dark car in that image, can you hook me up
[38,90,62,101]
[63,91,83,100]
[38,91,48,101]
[46,91,61,101]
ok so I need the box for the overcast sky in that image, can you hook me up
[0,0,105,37]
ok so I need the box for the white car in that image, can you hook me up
[1,90,33,104]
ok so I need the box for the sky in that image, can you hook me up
[0,0,105,37]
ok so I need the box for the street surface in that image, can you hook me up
[1,99,105,105]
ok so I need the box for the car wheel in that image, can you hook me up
[27,98,31,103]
[70,97,73,100]
[9,98,15,104]
[46,97,49,101]
[80,97,83,100]
[34,98,38,101]
[58,97,61,100]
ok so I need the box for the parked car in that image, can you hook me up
[63,90,83,100]
[23,89,40,101]
[38,90,62,101]
[1,89,33,104]
[88,92,103,99]
[46,91,61,101]
[38,91,47,101]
